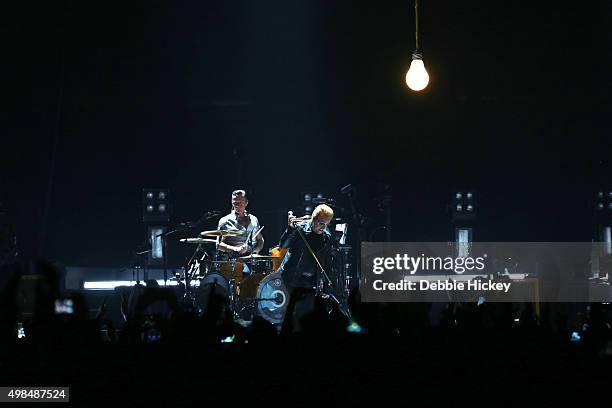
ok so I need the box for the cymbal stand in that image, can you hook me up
[229,278,240,320]
[178,246,204,312]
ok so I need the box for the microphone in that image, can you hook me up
[288,211,295,227]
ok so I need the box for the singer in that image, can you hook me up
[278,204,334,292]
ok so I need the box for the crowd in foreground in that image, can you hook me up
[1,258,611,405]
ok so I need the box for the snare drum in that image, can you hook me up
[239,259,272,275]
[236,272,289,324]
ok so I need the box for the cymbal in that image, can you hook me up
[238,254,281,260]
[200,229,244,237]
[179,238,218,244]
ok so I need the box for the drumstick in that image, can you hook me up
[253,226,264,239]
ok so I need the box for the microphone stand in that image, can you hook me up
[156,210,222,286]
[134,245,150,284]
[341,184,362,290]
[291,222,334,297]
[292,219,353,320]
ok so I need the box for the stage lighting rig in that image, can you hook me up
[450,191,476,258]
[142,188,170,263]
[451,191,476,222]
[595,191,612,214]
[143,189,170,224]
[302,191,324,215]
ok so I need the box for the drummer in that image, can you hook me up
[216,189,264,257]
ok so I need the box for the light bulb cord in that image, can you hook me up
[414,0,419,50]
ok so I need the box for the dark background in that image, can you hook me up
[4,0,612,267]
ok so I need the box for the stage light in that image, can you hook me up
[142,189,170,223]
[302,191,326,215]
[142,188,170,267]
[451,191,476,249]
[83,280,195,290]
[405,0,429,92]
[346,321,363,333]
[598,192,604,198]
[451,191,476,221]
[84,280,133,289]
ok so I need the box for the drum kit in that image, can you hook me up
[174,229,289,325]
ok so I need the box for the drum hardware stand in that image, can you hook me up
[334,245,353,311]
[182,246,211,311]
[181,258,199,312]
[229,278,241,320]
[157,224,194,287]
[157,210,221,286]
[170,211,222,311]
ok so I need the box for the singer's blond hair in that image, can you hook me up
[312,204,334,219]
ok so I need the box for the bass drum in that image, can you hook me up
[237,273,289,325]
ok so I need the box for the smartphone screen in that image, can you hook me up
[54,299,74,314]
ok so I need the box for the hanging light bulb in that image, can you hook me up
[406,52,429,91]
[405,0,429,92]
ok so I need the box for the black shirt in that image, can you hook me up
[278,220,332,290]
